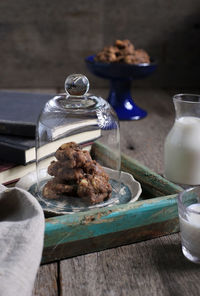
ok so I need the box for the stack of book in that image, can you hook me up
[0,91,101,185]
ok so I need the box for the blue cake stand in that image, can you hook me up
[85,55,157,120]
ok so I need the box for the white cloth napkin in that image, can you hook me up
[0,184,45,296]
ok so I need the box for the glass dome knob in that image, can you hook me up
[65,74,90,96]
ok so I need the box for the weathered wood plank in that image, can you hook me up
[32,263,59,296]
[59,234,200,296]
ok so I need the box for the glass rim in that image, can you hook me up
[173,93,200,104]
[178,187,200,215]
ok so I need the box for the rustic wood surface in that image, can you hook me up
[31,88,200,296]
[1,0,200,90]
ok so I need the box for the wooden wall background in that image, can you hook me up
[0,0,200,90]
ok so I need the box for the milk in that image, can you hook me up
[164,116,200,185]
[179,203,200,259]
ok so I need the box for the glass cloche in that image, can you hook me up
[35,74,121,212]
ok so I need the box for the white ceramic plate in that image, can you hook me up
[16,168,142,214]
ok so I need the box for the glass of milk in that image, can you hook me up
[164,93,200,185]
[178,187,200,263]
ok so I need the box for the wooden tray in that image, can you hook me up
[42,143,182,264]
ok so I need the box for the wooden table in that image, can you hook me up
[32,89,200,296]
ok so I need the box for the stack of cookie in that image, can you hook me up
[95,39,150,64]
[43,142,112,205]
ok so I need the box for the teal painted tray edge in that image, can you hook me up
[44,193,178,247]
[43,193,179,263]
[121,152,182,196]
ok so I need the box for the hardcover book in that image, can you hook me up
[0,157,55,185]
[0,90,53,138]
[0,129,101,165]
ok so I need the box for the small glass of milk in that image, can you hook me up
[178,187,200,263]
[164,93,200,185]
